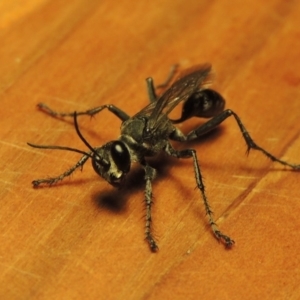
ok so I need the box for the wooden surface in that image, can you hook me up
[1,1,300,299]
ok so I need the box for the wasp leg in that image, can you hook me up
[145,77,158,103]
[172,109,300,170]
[155,64,179,89]
[146,64,179,103]
[30,153,90,187]
[165,142,234,247]
[37,103,130,121]
[142,163,159,252]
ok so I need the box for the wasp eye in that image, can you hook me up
[111,141,131,173]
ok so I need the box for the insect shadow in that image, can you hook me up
[92,150,184,213]
[28,64,300,252]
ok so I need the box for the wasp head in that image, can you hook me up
[92,141,131,187]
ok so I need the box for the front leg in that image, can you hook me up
[142,163,159,252]
[29,153,91,187]
[37,103,130,121]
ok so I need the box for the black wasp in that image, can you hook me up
[28,64,300,252]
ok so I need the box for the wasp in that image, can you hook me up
[28,64,300,252]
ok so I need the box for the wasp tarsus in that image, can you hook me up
[28,64,300,252]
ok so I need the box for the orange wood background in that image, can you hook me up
[1,1,300,299]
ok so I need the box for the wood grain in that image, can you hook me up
[0,1,300,299]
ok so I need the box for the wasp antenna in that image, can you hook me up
[27,142,92,157]
[73,111,99,157]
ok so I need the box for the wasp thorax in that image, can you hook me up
[91,141,131,186]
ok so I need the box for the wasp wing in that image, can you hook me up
[135,64,212,132]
